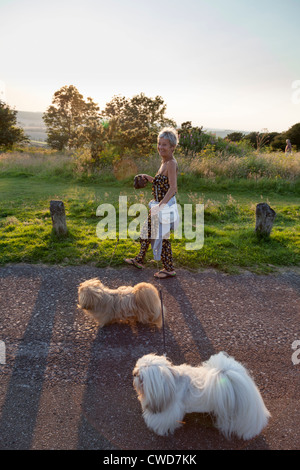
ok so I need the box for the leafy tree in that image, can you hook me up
[285,122,300,150]
[77,118,114,168]
[100,93,175,155]
[43,85,101,150]
[242,132,258,148]
[226,132,245,142]
[266,132,280,144]
[180,121,193,130]
[270,124,300,151]
[243,130,280,150]
[178,122,211,156]
[242,131,269,150]
[0,100,29,148]
[270,133,287,151]
[262,132,279,149]
[256,130,270,152]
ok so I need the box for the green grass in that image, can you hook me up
[0,171,299,273]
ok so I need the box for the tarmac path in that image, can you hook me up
[0,264,299,451]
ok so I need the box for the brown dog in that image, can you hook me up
[78,278,163,328]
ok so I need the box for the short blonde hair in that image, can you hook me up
[158,127,179,148]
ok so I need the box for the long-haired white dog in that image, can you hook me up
[133,352,271,440]
[78,278,162,328]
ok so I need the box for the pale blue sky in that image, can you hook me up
[1,0,300,132]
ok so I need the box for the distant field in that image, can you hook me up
[17,110,47,142]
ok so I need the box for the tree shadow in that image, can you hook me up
[0,268,58,450]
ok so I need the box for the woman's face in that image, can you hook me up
[157,137,174,159]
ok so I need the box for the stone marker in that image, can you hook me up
[50,200,68,236]
[255,203,276,238]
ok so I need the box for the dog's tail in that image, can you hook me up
[202,352,271,440]
[133,282,163,328]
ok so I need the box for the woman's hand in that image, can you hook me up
[150,202,166,217]
[140,174,153,183]
[150,204,160,217]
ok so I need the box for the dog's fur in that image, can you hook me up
[133,352,271,440]
[78,278,163,328]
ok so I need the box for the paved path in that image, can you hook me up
[0,264,299,450]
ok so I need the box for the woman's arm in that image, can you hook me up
[141,173,154,183]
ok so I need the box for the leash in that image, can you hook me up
[153,184,167,356]
[132,179,167,356]
[156,260,167,357]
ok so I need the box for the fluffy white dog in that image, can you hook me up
[133,352,271,440]
[78,278,162,328]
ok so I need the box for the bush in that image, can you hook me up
[0,100,29,148]
[178,125,211,156]
[188,150,300,182]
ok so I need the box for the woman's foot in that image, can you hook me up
[124,258,144,269]
[154,269,176,279]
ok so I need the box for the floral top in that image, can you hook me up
[152,174,170,202]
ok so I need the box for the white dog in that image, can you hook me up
[78,278,163,328]
[133,352,270,440]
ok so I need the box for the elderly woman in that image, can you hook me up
[125,127,178,278]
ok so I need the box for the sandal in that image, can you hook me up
[154,270,176,279]
[124,258,144,269]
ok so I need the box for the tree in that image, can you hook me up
[100,93,175,155]
[271,133,287,151]
[243,132,258,148]
[226,132,245,142]
[243,130,281,151]
[270,124,300,151]
[0,100,29,148]
[178,122,211,157]
[285,122,300,150]
[242,131,269,150]
[43,85,101,150]
[256,129,270,152]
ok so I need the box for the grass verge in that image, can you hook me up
[0,172,299,273]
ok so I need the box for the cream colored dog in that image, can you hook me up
[78,278,163,328]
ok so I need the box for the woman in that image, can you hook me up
[125,127,178,279]
[285,139,292,154]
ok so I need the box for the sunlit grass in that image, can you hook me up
[1,146,299,272]
[1,147,300,185]
[0,171,299,272]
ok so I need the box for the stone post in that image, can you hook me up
[255,203,276,238]
[50,200,68,236]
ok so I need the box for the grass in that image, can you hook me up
[0,149,299,273]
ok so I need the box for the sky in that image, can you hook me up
[1,0,300,132]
